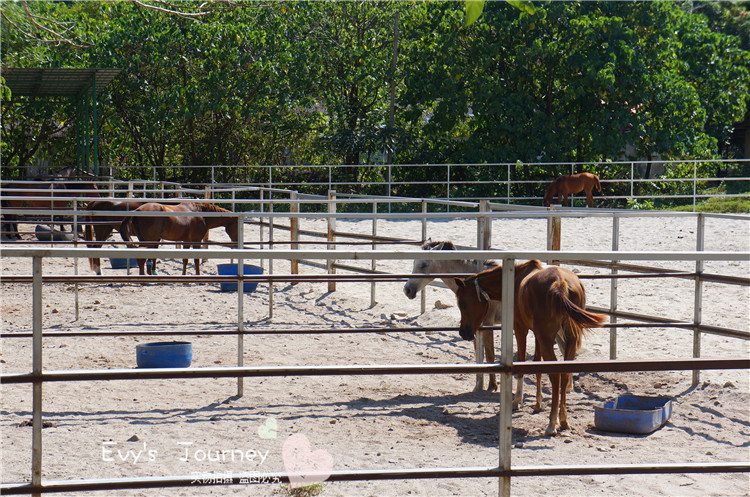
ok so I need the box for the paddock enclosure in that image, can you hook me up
[1,187,749,496]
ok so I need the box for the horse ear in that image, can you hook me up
[434,242,444,251]
[454,278,465,288]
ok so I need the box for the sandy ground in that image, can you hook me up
[1,212,749,497]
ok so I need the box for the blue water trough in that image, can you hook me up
[217,263,263,292]
[136,341,193,368]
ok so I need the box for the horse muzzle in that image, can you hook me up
[403,284,417,300]
[458,324,475,341]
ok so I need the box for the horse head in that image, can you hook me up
[403,240,456,299]
[454,277,490,341]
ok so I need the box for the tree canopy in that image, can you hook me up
[2,0,748,188]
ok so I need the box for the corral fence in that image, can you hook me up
[2,192,749,375]
[3,158,750,210]
[1,242,749,494]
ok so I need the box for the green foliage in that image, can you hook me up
[1,0,747,191]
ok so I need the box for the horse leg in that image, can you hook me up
[472,332,485,392]
[537,335,561,435]
[532,336,544,413]
[483,328,496,391]
[557,325,578,431]
[512,325,527,411]
[585,188,594,207]
[561,193,568,206]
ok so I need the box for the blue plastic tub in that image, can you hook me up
[217,263,263,292]
[594,395,673,434]
[136,341,192,368]
[109,257,139,269]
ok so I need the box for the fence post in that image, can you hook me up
[259,190,265,271]
[290,191,299,276]
[692,213,705,385]
[327,190,337,293]
[499,258,515,497]
[32,256,43,497]
[237,213,245,397]
[73,201,80,321]
[268,199,275,318]
[421,200,427,315]
[546,211,561,265]
[610,215,620,359]
[477,200,492,251]
[371,201,378,307]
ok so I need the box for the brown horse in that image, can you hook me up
[1,179,100,239]
[119,202,238,275]
[454,260,605,435]
[84,200,145,274]
[543,172,601,207]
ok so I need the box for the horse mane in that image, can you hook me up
[194,202,231,213]
[421,239,497,270]
[421,240,456,250]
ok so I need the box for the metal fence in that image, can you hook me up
[1,245,749,496]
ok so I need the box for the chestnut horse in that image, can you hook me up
[454,260,605,435]
[1,177,100,239]
[403,240,501,392]
[543,172,601,207]
[119,202,238,275]
[84,200,145,274]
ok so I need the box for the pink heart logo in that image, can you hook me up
[282,433,333,488]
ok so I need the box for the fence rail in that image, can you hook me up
[1,246,748,496]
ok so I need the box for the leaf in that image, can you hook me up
[463,0,485,28]
[505,1,536,15]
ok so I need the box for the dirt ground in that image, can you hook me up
[1,213,749,497]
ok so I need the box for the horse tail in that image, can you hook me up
[543,184,554,207]
[119,217,134,245]
[594,175,602,192]
[548,279,606,352]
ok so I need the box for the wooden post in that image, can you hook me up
[268,199,274,318]
[610,215,620,360]
[692,213,705,385]
[546,212,561,265]
[498,259,515,497]
[290,191,299,276]
[327,190,337,293]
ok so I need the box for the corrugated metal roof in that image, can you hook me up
[1,68,121,98]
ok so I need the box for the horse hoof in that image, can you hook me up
[532,404,544,414]
[487,383,498,392]
[544,425,558,436]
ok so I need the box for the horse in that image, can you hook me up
[1,168,100,239]
[119,202,238,275]
[543,172,601,208]
[84,200,146,274]
[403,240,502,392]
[454,260,606,435]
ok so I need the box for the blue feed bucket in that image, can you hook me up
[109,258,139,269]
[136,341,192,368]
[217,263,263,292]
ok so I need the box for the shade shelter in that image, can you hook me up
[2,67,121,176]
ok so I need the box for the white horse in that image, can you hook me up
[403,240,501,392]
[404,240,566,410]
